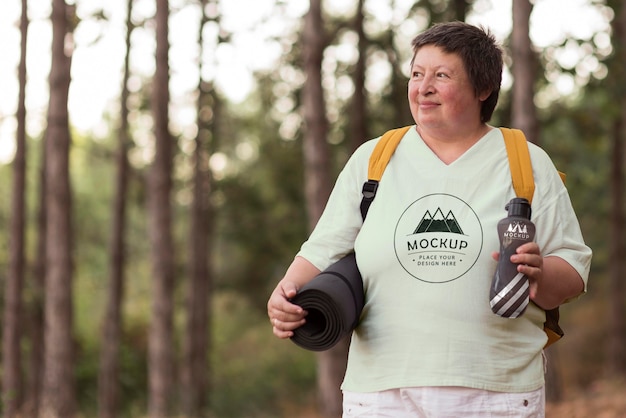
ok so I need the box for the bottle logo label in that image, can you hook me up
[505,221,531,239]
[394,193,483,283]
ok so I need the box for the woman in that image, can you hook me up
[267,22,591,417]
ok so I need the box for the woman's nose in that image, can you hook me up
[418,74,435,95]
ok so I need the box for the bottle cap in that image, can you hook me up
[505,197,532,219]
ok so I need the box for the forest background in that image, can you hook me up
[1,0,625,417]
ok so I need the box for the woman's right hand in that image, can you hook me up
[267,280,308,339]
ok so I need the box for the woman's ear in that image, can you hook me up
[478,89,492,101]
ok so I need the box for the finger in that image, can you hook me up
[272,319,294,338]
[283,285,299,299]
[528,280,539,300]
[277,298,306,317]
[268,291,304,318]
[268,303,305,324]
[272,309,308,327]
[517,263,542,281]
[511,252,541,267]
[280,281,300,300]
[272,317,306,339]
[272,316,306,331]
[273,327,294,339]
[516,242,540,255]
[272,285,305,312]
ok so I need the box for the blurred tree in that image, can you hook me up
[606,0,626,377]
[451,0,469,19]
[24,110,47,418]
[147,0,176,416]
[302,0,346,416]
[374,16,413,132]
[39,0,77,417]
[180,0,216,415]
[511,0,539,144]
[97,0,134,417]
[2,0,28,416]
[348,0,367,151]
[416,0,470,23]
[302,1,332,231]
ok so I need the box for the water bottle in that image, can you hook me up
[490,197,536,318]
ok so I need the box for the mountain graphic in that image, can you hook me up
[508,222,528,234]
[413,207,464,234]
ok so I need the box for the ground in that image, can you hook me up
[546,379,626,417]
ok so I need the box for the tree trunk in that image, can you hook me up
[181,95,213,418]
[451,0,469,21]
[349,0,367,151]
[427,0,469,27]
[302,1,344,416]
[2,0,29,415]
[316,337,350,418]
[511,0,540,144]
[605,1,626,374]
[39,1,76,417]
[181,1,213,416]
[302,0,332,230]
[147,0,176,416]
[606,117,625,375]
[97,1,134,417]
[24,131,47,418]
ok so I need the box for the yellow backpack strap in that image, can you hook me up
[360,126,412,219]
[368,126,412,180]
[500,127,535,204]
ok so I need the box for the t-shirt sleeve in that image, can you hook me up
[296,140,377,271]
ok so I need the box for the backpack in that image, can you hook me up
[360,126,564,348]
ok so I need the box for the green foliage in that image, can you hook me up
[539,82,612,282]
[117,321,150,416]
[75,336,100,416]
[213,91,308,313]
[72,319,149,418]
[209,292,316,417]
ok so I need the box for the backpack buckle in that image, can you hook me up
[361,180,379,199]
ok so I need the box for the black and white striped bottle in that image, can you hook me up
[490,197,536,318]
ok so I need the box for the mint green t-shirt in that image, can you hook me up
[297,126,591,393]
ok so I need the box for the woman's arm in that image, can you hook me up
[511,243,585,310]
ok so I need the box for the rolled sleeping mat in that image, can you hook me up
[289,253,365,351]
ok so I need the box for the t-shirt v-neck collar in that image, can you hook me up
[410,127,499,168]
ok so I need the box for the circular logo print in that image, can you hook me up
[394,193,483,283]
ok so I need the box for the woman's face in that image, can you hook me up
[408,45,488,135]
